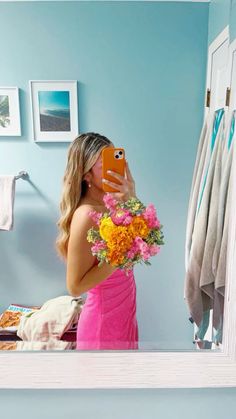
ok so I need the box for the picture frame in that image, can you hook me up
[29,80,79,142]
[0,87,21,136]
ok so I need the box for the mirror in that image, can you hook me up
[0,0,235,354]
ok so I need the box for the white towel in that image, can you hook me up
[212,110,235,276]
[184,110,216,272]
[16,295,84,341]
[199,111,226,298]
[0,175,16,231]
[184,110,225,326]
[213,146,234,333]
[212,112,235,334]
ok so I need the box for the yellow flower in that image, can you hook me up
[99,217,116,241]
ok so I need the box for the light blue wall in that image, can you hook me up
[0,387,236,419]
[0,1,209,349]
[230,0,236,40]
[208,0,231,44]
[208,0,236,43]
[208,0,236,44]
[3,2,236,417]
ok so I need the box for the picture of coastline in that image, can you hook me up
[30,80,78,141]
[0,95,10,128]
[38,90,71,131]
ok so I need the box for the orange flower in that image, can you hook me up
[107,226,133,253]
[129,215,150,238]
[107,248,125,266]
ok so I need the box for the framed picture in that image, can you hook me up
[0,87,21,136]
[29,80,79,142]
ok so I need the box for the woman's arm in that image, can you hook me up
[66,205,117,297]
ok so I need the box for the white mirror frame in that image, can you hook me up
[1,37,236,393]
[0,143,236,388]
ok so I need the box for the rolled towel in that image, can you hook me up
[0,175,16,231]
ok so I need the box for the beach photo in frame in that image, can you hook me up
[0,87,21,136]
[29,80,79,142]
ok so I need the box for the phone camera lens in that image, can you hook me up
[119,151,122,155]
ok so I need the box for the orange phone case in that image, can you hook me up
[102,147,126,192]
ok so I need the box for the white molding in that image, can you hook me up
[204,26,230,119]
[227,38,236,85]
[226,38,236,112]
[0,351,235,389]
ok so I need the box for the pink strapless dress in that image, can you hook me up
[76,265,139,350]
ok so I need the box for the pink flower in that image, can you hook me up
[91,240,107,253]
[149,244,160,256]
[127,238,140,259]
[139,242,151,260]
[143,203,161,228]
[127,237,150,260]
[133,237,159,260]
[111,208,132,226]
[126,237,162,263]
[103,193,118,211]
[88,210,103,226]
[127,248,136,259]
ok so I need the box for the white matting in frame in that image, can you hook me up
[0,87,21,136]
[29,80,79,142]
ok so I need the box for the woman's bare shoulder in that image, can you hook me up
[69,206,95,237]
[72,204,95,220]
[71,203,105,227]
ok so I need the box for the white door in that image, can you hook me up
[205,25,230,116]
[227,38,236,112]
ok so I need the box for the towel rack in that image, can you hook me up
[15,171,29,180]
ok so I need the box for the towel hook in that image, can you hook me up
[15,170,29,180]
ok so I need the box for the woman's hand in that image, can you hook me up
[102,159,137,203]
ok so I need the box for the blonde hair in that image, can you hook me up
[55,132,113,261]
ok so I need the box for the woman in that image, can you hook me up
[56,132,139,350]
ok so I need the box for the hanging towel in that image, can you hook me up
[0,175,16,231]
[197,111,235,341]
[185,110,216,272]
[195,110,233,342]
[215,137,235,297]
[212,110,236,277]
[199,110,227,299]
[212,144,234,338]
[184,109,225,327]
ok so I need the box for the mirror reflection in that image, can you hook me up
[0,0,235,351]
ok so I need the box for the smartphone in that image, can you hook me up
[102,147,126,192]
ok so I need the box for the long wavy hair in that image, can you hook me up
[55,132,113,261]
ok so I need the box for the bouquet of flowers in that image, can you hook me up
[87,194,164,274]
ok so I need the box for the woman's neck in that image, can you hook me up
[80,188,106,207]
